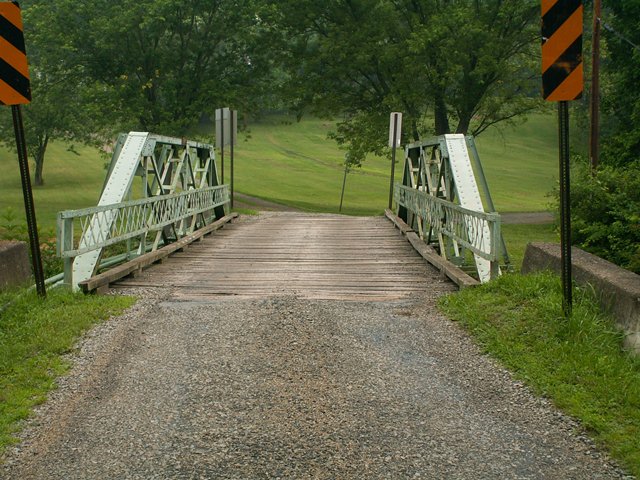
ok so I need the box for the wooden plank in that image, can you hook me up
[115,212,456,300]
[78,213,238,293]
[405,232,479,289]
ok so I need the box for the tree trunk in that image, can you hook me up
[434,97,450,135]
[34,134,49,186]
[411,118,420,141]
[456,114,471,135]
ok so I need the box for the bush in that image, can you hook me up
[0,208,63,279]
[568,161,640,274]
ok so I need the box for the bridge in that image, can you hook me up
[1,133,620,478]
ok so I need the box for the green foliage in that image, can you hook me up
[269,0,541,159]
[440,273,640,476]
[601,0,640,166]
[0,3,116,186]
[43,0,277,134]
[0,287,135,453]
[568,161,640,273]
[0,208,61,279]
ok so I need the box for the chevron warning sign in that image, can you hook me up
[0,2,31,105]
[541,0,583,101]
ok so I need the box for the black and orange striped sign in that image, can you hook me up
[0,2,30,105]
[542,0,583,101]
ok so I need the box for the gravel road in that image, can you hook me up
[1,286,629,479]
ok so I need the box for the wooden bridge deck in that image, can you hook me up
[115,212,450,301]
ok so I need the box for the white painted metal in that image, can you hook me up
[444,134,497,282]
[71,132,149,289]
[388,112,403,148]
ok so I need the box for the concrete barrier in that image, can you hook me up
[522,242,640,355]
[0,240,31,290]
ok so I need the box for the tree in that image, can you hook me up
[268,0,541,159]
[600,0,640,165]
[46,0,278,135]
[0,3,106,186]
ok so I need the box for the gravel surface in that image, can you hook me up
[1,287,630,479]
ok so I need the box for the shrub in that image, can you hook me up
[0,208,63,279]
[568,161,640,274]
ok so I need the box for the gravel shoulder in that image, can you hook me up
[0,287,628,479]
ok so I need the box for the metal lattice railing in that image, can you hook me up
[57,185,229,258]
[395,184,501,266]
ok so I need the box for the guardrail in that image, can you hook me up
[57,185,229,286]
[394,184,501,280]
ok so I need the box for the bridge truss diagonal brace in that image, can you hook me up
[396,133,507,283]
[71,132,149,288]
[444,134,496,283]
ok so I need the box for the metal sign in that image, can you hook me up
[388,112,402,148]
[0,1,31,105]
[542,0,583,101]
[215,107,237,147]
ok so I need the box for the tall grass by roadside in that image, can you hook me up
[439,272,640,477]
[0,288,135,456]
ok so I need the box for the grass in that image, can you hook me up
[232,113,558,215]
[0,113,557,231]
[0,287,135,455]
[502,223,558,271]
[0,142,108,231]
[476,114,558,212]
[439,273,640,477]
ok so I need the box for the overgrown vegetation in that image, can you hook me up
[439,273,640,477]
[0,287,135,455]
[0,208,61,278]
[569,161,640,274]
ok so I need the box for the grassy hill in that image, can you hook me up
[234,113,558,215]
[0,142,107,233]
[0,113,558,232]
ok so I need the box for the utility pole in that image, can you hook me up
[589,0,601,174]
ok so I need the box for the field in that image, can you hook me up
[232,113,558,215]
[0,142,107,233]
[0,113,559,233]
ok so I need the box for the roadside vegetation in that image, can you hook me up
[0,287,135,456]
[1,0,638,474]
[440,274,640,477]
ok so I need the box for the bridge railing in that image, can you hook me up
[57,185,229,280]
[394,184,501,279]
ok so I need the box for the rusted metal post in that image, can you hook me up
[589,0,601,174]
[12,105,46,297]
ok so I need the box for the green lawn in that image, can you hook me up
[0,142,107,232]
[0,287,135,455]
[233,113,558,215]
[0,113,558,230]
[503,223,558,271]
[440,273,640,477]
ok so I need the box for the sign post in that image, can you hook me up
[215,107,237,205]
[0,2,45,297]
[388,112,402,210]
[542,0,584,315]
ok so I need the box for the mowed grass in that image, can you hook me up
[0,142,107,232]
[0,113,557,232]
[476,115,558,212]
[0,287,135,455]
[502,223,558,271]
[234,113,558,214]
